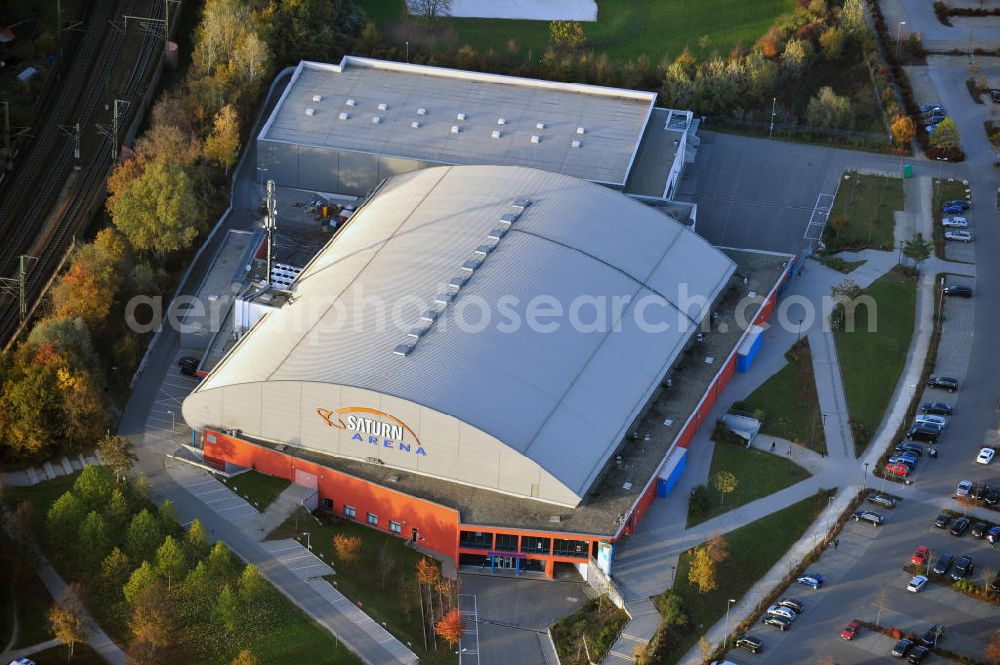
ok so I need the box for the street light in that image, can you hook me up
[406,40,410,63]
[166,409,175,431]
[796,317,804,343]
[897,239,904,265]
[862,462,869,489]
[895,21,907,61]
[724,598,737,649]
[303,531,311,549]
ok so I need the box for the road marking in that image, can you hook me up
[458,593,481,665]
[803,192,835,240]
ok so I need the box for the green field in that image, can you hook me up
[687,440,810,527]
[358,0,796,64]
[551,597,629,665]
[222,470,291,512]
[824,172,904,251]
[655,491,832,665]
[834,267,917,456]
[737,339,827,455]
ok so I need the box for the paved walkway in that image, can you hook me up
[411,0,598,21]
[0,639,61,663]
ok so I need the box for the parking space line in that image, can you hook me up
[803,192,834,240]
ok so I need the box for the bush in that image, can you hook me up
[689,485,712,517]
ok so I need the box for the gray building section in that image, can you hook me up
[256,57,690,198]
[183,166,735,508]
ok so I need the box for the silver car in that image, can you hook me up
[941,217,968,228]
[915,414,948,428]
[944,231,973,242]
[766,604,797,621]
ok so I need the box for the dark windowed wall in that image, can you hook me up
[459,531,493,550]
[494,533,518,552]
[552,538,588,559]
[520,536,551,555]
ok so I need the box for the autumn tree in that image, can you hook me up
[891,115,916,145]
[806,86,853,129]
[549,21,586,50]
[97,435,138,483]
[929,117,961,149]
[333,534,362,567]
[712,471,738,506]
[49,583,87,660]
[111,160,205,256]
[986,627,1000,664]
[705,533,730,563]
[435,608,464,646]
[819,26,845,59]
[129,582,176,656]
[204,104,241,173]
[231,651,260,665]
[688,545,718,594]
[50,230,126,326]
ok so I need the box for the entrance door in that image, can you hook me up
[293,469,318,489]
[410,528,418,543]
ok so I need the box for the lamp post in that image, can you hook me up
[166,409,175,431]
[796,317,804,343]
[303,531,311,549]
[862,462,869,489]
[895,21,907,61]
[406,40,410,63]
[898,239,904,265]
[724,598,737,649]
[769,97,777,140]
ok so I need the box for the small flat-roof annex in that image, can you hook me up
[259,57,657,187]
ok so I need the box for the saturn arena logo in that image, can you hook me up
[316,407,427,456]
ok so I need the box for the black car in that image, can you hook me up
[942,285,972,298]
[776,598,804,613]
[927,376,959,392]
[971,522,987,538]
[896,442,924,456]
[951,555,974,580]
[867,493,898,509]
[853,510,885,526]
[931,553,953,575]
[892,638,914,657]
[735,635,763,654]
[178,356,199,376]
[920,624,946,647]
[921,402,954,415]
[762,614,791,631]
[991,572,1000,593]
[985,490,1000,507]
[907,424,940,442]
[949,517,970,536]
[992,89,1000,103]
[908,646,931,663]
[933,513,950,529]
[973,483,991,501]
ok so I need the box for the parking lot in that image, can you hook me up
[171,470,259,525]
[140,350,202,451]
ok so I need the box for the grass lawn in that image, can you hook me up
[24,644,108,665]
[551,596,629,665]
[931,178,970,259]
[358,0,795,64]
[834,266,917,456]
[816,256,867,274]
[11,570,55,649]
[736,339,826,455]
[687,442,810,527]
[268,508,451,665]
[222,470,291,511]
[656,491,832,665]
[824,172,904,251]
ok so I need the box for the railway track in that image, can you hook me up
[0,0,165,346]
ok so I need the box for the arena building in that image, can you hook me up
[183,165,794,579]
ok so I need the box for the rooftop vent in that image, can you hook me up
[373,116,383,124]
[535,122,545,129]
[456,112,466,121]
[448,274,469,290]
[377,102,388,111]
[420,308,441,322]
[451,125,460,134]
[497,117,506,125]
[312,94,323,102]
[501,211,520,224]
[393,343,414,357]
[305,108,316,116]
[338,112,350,120]
[513,199,532,208]
[571,140,581,148]
[345,98,356,106]
[576,126,585,135]
[417,107,427,115]
[462,256,483,271]
[487,226,508,240]
[406,320,433,338]
[434,292,456,305]
[530,135,540,144]
[474,244,494,256]
[411,120,421,129]
[491,129,501,139]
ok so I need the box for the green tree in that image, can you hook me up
[155,535,187,590]
[187,519,210,558]
[819,27,845,59]
[0,360,63,458]
[126,509,163,563]
[805,86,853,129]
[181,561,215,618]
[903,233,933,268]
[206,541,232,576]
[213,584,242,632]
[124,561,158,605]
[929,117,961,149]
[841,0,866,35]
[238,563,268,604]
[204,104,241,173]
[79,511,112,570]
[158,500,177,530]
[129,582,176,656]
[111,161,205,256]
[105,488,131,533]
[74,465,114,511]
[102,547,132,594]
[549,20,586,50]
[47,491,86,550]
[98,434,138,483]
[781,39,812,75]
[660,593,688,627]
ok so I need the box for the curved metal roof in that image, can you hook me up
[193,166,735,500]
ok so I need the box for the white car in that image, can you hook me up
[766,604,798,621]
[941,217,968,228]
[907,575,928,592]
[956,479,973,495]
[977,448,996,465]
[945,231,974,242]
[915,414,948,429]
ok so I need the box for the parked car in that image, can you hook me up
[892,638,914,657]
[992,90,1000,103]
[735,635,763,654]
[949,517,970,536]
[867,493,898,508]
[891,452,919,465]
[942,202,965,214]
[906,575,928,592]
[915,414,948,428]
[984,491,999,507]
[796,573,824,589]
[956,480,973,496]
[885,462,911,477]
[977,448,996,465]
[177,356,199,376]
[942,285,972,298]
[942,199,969,209]
[927,376,959,392]
[906,424,940,442]
[971,522,987,539]
[766,604,797,621]
[841,622,860,640]
[853,510,885,526]
[776,598,804,613]
[921,402,953,415]
[920,624,945,647]
[911,546,929,566]
[933,513,950,529]
[762,614,792,631]
[941,216,968,228]
[991,571,1000,592]
[920,103,945,115]
[895,442,924,455]
[988,526,1000,544]
[945,230,974,242]
[951,555,974,580]
[908,646,931,663]
[973,483,991,501]
[931,553,953,574]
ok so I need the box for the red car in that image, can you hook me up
[841,622,860,640]
[885,462,910,477]
[912,546,929,566]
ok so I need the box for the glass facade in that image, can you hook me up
[459,531,493,550]
[494,533,518,552]
[552,538,588,559]
[520,536,551,555]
